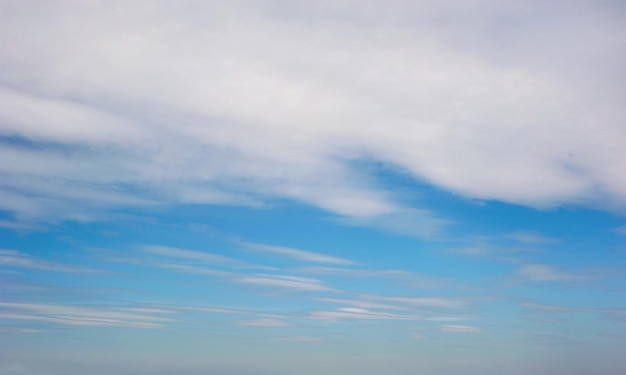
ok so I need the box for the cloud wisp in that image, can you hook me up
[523,302,626,324]
[140,244,270,270]
[516,264,577,282]
[0,249,99,274]
[233,318,291,327]
[309,294,474,323]
[440,325,482,333]
[235,274,335,292]
[0,302,176,329]
[308,307,423,322]
[241,242,356,265]
[300,266,456,289]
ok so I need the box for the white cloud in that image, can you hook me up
[235,274,334,292]
[613,226,626,236]
[426,316,467,322]
[507,230,559,244]
[516,264,576,282]
[313,294,472,314]
[242,242,355,265]
[451,243,538,257]
[0,249,98,273]
[140,244,269,269]
[299,267,457,289]
[313,297,405,311]
[0,302,175,329]
[0,220,44,231]
[308,307,422,322]
[367,295,469,309]
[172,304,287,320]
[309,294,471,323]
[271,336,322,342]
[440,324,482,333]
[233,318,291,327]
[523,302,626,324]
[340,208,451,238]
[448,233,560,261]
[1,0,625,226]
[153,263,230,277]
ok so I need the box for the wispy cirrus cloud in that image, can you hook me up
[271,336,322,342]
[507,230,559,244]
[339,208,451,238]
[153,263,230,277]
[440,324,482,333]
[168,304,287,321]
[514,263,626,283]
[235,274,335,292]
[449,230,558,259]
[449,235,542,258]
[233,318,291,327]
[0,220,45,232]
[0,302,176,329]
[308,307,422,321]
[312,297,406,311]
[523,302,626,324]
[516,264,577,282]
[0,249,99,274]
[312,294,471,315]
[140,244,270,270]
[241,242,355,265]
[298,266,459,290]
[613,226,626,236]
[365,294,469,310]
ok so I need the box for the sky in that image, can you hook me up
[1,0,625,374]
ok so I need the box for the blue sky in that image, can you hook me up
[1,1,626,374]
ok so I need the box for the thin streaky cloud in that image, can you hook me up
[308,307,422,321]
[311,297,472,322]
[312,297,407,311]
[170,305,288,320]
[340,208,451,239]
[299,266,412,277]
[235,274,335,292]
[426,316,469,322]
[364,295,470,309]
[0,220,45,231]
[0,249,100,274]
[0,313,166,329]
[233,318,291,327]
[613,226,626,236]
[140,244,271,269]
[516,264,577,282]
[507,230,560,244]
[523,302,626,323]
[271,336,322,342]
[0,302,176,329]
[154,263,232,277]
[450,242,540,257]
[297,266,456,289]
[311,293,472,312]
[440,325,483,333]
[242,242,356,265]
